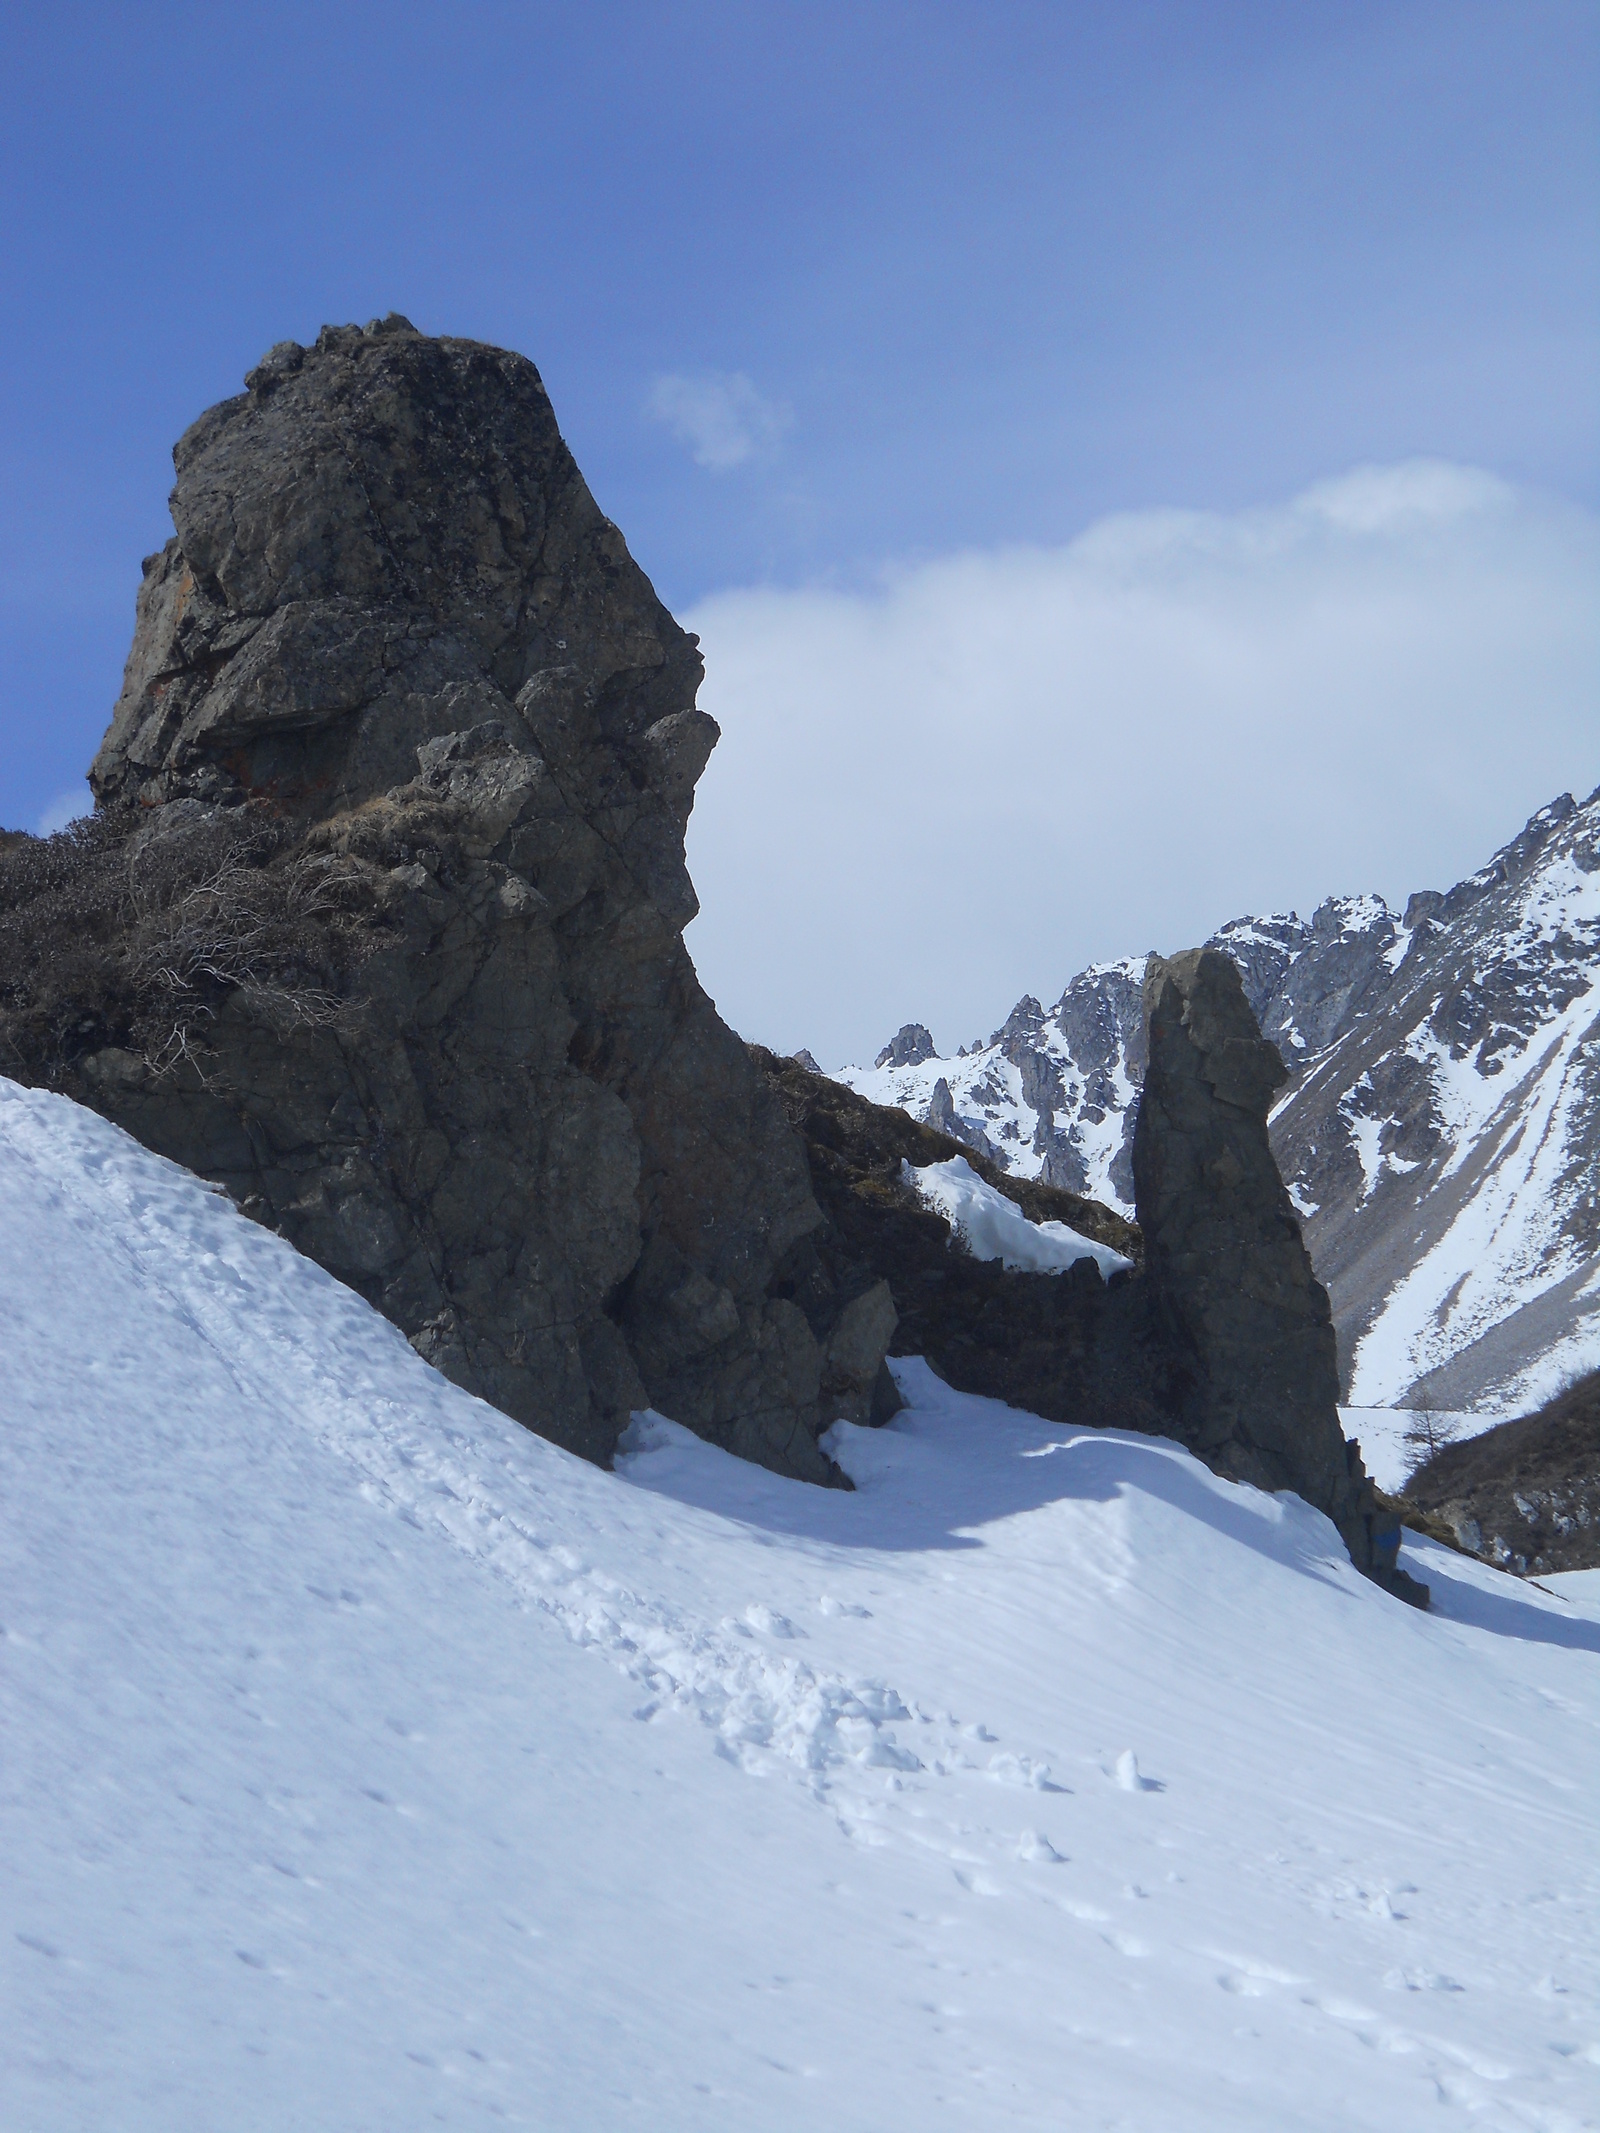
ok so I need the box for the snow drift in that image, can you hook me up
[905,1155,1133,1276]
[3,1078,1598,2131]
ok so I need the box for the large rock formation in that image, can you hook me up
[1133,951,1352,1504]
[763,950,1426,1601]
[1132,950,1423,1598]
[43,317,898,1479]
[0,317,1422,1594]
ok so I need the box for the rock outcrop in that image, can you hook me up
[1133,951,1420,1597]
[1133,951,1351,1505]
[874,1022,937,1070]
[762,966,1426,1602]
[842,790,1600,1417]
[27,317,899,1480]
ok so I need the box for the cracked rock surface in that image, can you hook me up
[65,318,896,1477]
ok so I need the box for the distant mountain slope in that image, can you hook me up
[842,788,1600,1414]
[1403,1366,1600,1574]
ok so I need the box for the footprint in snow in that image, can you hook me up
[988,1751,1066,1792]
[1206,1951,1307,1990]
[1058,1897,1112,1923]
[817,1595,872,1618]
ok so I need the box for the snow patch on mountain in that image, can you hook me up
[1345,975,1600,1408]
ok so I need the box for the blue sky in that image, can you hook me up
[2,2,1596,1053]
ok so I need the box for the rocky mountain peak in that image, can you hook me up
[874,1022,938,1069]
[992,994,1044,1054]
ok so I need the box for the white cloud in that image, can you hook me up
[35,786,89,836]
[646,371,792,471]
[681,461,1600,1068]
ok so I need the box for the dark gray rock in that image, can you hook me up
[1134,950,1343,1496]
[1134,950,1424,1601]
[46,322,898,1482]
[874,1022,938,1069]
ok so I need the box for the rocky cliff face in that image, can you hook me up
[13,318,897,1480]
[1134,951,1361,1524]
[845,790,1600,1414]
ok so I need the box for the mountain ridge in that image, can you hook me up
[843,786,1600,1414]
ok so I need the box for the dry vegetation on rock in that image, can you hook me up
[0,808,377,1083]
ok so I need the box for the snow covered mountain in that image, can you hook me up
[6,1076,1600,2131]
[842,788,1600,1416]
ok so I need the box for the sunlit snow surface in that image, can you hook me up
[3,1079,1598,2132]
[907,1155,1134,1276]
[1338,1406,1494,1494]
[1346,968,1600,1409]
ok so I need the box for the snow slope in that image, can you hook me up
[4,1079,1599,2132]
[1337,1406,1490,1495]
[907,1155,1134,1276]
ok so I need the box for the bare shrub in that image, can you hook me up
[124,823,370,1073]
[0,805,382,1082]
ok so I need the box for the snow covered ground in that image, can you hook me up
[907,1155,1133,1276]
[1339,1407,1498,1495]
[4,1078,1599,2132]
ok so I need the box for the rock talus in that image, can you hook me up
[74,318,894,1479]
